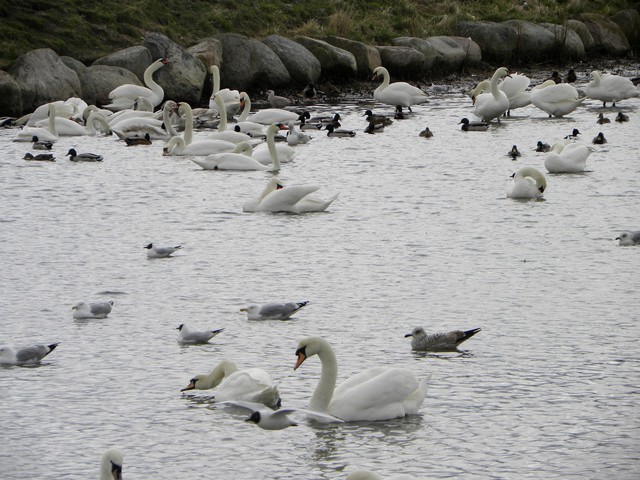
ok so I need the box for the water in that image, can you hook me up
[1,80,639,479]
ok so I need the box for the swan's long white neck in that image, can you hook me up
[238,92,251,122]
[47,104,57,136]
[214,95,228,132]
[143,59,165,105]
[211,65,221,95]
[490,69,502,98]
[86,111,111,135]
[165,136,185,154]
[377,68,390,90]
[162,101,179,138]
[198,360,238,389]
[591,71,602,87]
[266,125,281,172]
[179,102,194,145]
[309,339,338,412]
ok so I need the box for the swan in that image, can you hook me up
[209,94,257,144]
[242,177,283,212]
[372,66,428,110]
[111,116,168,141]
[35,111,111,136]
[252,139,296,165]
[531,80,585,117]
[586,70,640,107]
[0,342,59,365]
[294,336,429,422]
[473,67,511,122]
[238,91,301,124]
[163,135,235,156]
[176,324,224,344]
[286,121,311,145]
[208,65,241,115]
[104,58,169,111]
[13,103,58,142]
[190,141,268,171]
[145,243,181,258]
[506,166,547,199]
[244,178,338,214]
[175,101,245,154]
[181,359,281,408]
[543,142,590,173]
[26,100,76,126]
[100,448,123,480]
[498,73,532,116]
[72,301,113,319]
[404,326,481,352]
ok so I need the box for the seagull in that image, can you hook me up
[66,148,103,162]
[144,243,181,258]
[0,342,59,365]
[240,301,309,321]
[220,400,344,430]
[616,230,640,246]
[176,324,224,344]
[404,326,481,352]
[72,301,114,319]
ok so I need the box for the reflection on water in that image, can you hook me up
[1,77,639,479]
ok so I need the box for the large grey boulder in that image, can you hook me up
[322,36,381,78]
[579,13,630,56]
[425,36,470,72]
[61,56,99,106]
[86,65,142,107]
[539,23,585,59]
[610,9,640,48]
[93,46,153,82]
[8,48,81,113]
[187,38,223,69]
[502,20,557,61]
[449,36,483,67]
[0,70,23,116]
[262,35,321,85]
[295,37,358,80]
[455,21,518,63]
[143,32,207,105]
[375,46,425,79]
[392,37,436,71]
[566,20,595,52]
[216,33,290,92]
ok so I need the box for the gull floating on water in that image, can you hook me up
[405,326,481,352]
[145,243,181,258]
[240,301,309,320]
[176,324,224,344]
[0,342,59,365]
[220,400,344,430]
[616,230,640,246]
[72,301,113,319]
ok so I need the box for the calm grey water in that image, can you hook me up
[1,77,639,479]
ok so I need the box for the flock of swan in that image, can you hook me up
[3,57,640,479]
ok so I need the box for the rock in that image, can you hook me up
[610,9,640,48]
[187,38,223,69]
[295,37,358,80]
[580,13,630,56]
[216,33,290,92]
[448,36,483,66]
[0,70,23,116]
[425,36,470,72]
[539,23,586,60]
[8,48,81,113]
[375,46,425,78]
[61,56,98,107]
[392,37,436,71]
[566,20,596,52]
[86,65,142,108]
[322,36,381,78]
[262,35,321,85]
[93,46,153,82]
[455,21,518,63]
[502,20,557,61]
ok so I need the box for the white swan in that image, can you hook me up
[244,177,337,214]
[26,100,76,126]
[531,80,585,117]
[498,73,532,115]
[191,141,267,170]
[286,121,311,145]
[543,142,591,173]
[237,91,300,125]
[181,359,281,408]
[111,109,169,140]
[163,135,235,156]
[208,65,241,115]
[104,58,169,111]
[100,448,123,480]
[35,111,111,136]
[13,103,58,142]
[294,336,429,422]
[209,94,257,144]
[242,177,283,212]
[473,67,510,122]
[506,166,547,199]
[586,70,640,107]
[372,66,428,110]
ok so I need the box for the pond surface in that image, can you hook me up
[1,74,639,479]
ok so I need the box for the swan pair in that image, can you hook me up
[104,58,169,111]
[242,177,338,213]
[506,167,547,199]
[372,66,428,110]
[586,70,640,107]
[181,359,281,408]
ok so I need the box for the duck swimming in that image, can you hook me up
[459,117,488,131]
[66,148,103,162]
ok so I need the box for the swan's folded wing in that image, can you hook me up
[257,185,320,212]
[109,85,152,101]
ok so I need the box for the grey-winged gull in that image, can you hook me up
[405,326,481,352]
[0,342,59,365]
[72,301,114,319]
[220,400,343,430]
[176,324,224,344]
[145,243,182,258]
[240,301,309,320]
[616,230,640,246]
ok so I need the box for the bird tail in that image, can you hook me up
[296,301,310,309]
[463,328,482,340]
[210,328,224,336]
[46,343,60,355]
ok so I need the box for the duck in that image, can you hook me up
[190,140,272,171]
[535,141,551,152]
[508,145,521,160]
[498,72,532,116]
[543,142,590,173]
[564,68,577,83]
[586,70,640,107]
[371,66,428,110]
[72,301,114,319]
[124,132,152,146]
[266,89,291,108]
[294,336,429,422]
[592,132,607,144]
[176,324,224,345]
[103,58,169,111]
[286,121,311,145]
[531,80,585,117]
[99,448,123,480]
[23,152,55,161]
[0,116,15,127]
[31,135,53,150]
[325,124,356,137]
[66,148,103,162]
[363,109,393,126]
[506,167,547,199]
[405,326,481,352]
[181,359,281,408]
[243,178,338,214]
[0,342,59,366]
[473,66,511,122]
[544,71,562,84]
[364,121,384,134]
[597,113,611,124]
[615,111,629,122]
[459,117,488,131]
[303,82,317,99]
[13,103,59,143]
[240,301,309,321]
[144,243,181,258]
[564,128,581,140]
[418,126,433,138]
[616,230,640,246]
[393,105,412,119]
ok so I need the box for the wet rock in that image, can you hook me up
[187,38,223,70]
[93,46,153,82]
[296,37,358,80]
[539,23,586,60]
[579,13,630,56]
[566,20,596,52]
[610,9,640,49]
[262,35,321,85]
[0,70,23,116]
[502,20,557,61]
[455,21,518,63]
[322,35,381,78]
[376,45,425,79]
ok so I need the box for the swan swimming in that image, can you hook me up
[506,166,547,199]
[543,142,591,173]
[294,336,429,422]
[104,58,169,111]
[13,103,59,142]
[372,66,428,110]
[243,177,338,214]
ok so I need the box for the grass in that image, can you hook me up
[0,0,634,69]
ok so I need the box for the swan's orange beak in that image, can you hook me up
[294,351,306,370]
[181,379,197,392]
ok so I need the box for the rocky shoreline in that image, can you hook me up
[1,10,638,116]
